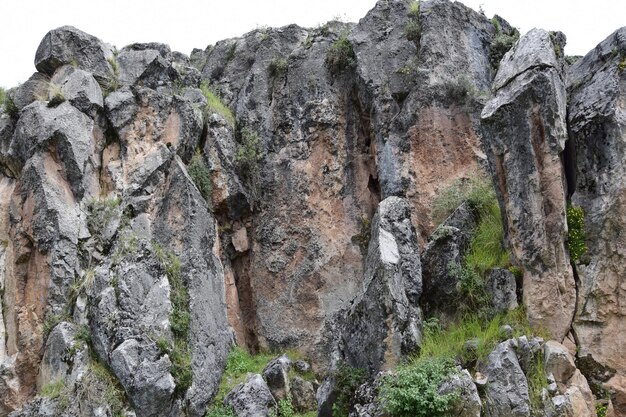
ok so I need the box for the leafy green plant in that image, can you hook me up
[597,402,609,417]
[187,150,213,207]
[270,397,296,417]
[325,35,356,75]
[268,57,289,78]
[332,362,367,417]
[199,81,235,126]
[405,1,421,46]
[566,204,587,263]
[379,358,457,417]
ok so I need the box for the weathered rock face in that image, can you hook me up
[481,29,575,341]
[341,196,422,374]
[568,27,626,384]
[0,24,229,417]
[5,1,626,416]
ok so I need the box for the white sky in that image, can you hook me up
[0,0,624,88]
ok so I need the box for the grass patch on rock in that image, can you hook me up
[199,81,235,126]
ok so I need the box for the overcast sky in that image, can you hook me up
[0,0,624,88]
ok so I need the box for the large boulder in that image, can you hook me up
[224,374,277,417]
[34,26,114,84]
[262,355,292,401]
[438,369,482,417]
[481,29,575,340]
[568,27,626,379]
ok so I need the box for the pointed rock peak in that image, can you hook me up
[493,28,566,91]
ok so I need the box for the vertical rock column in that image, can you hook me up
[568,27,626,401]
[481,29,575,340]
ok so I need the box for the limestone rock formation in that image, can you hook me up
[568,28,626,402]
[481,28,575,341]
[2,1,626,416]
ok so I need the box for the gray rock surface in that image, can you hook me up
[341,196,422,373]
[50,65,104,118]
[481,28,575,341]
[421,202,477,319]
[290,376,317,412]
[486,268,518,313]
[568,26,626,380]
[482,340,531,417]
[262,355,291,401]
[439,369,482,417]
[11,73,50,112]
[34,26,114,83]
[224,374,276,417]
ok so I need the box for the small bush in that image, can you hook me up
[405,1,421,46]
[325,36,356,75]
[268,58,289,78]
[379,358,457,417]
[332,362,367,417]
[0,87,18,118]
[270,397,296,417]
[104,54,120,96]
[619,55,626,74]
[566,204,587,263]
[236,128,263,204]
[187,150,213,207]
[489,22,520,71]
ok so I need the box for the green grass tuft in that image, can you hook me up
[405,1,421,46]
[206,405,237,417]
[41,379,66,399]
[268,57,289,78]
[199,81,235,126]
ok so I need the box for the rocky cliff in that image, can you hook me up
[0,0,625,416]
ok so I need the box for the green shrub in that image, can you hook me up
[619,54,626,74]
[566,204,587,263]
[597,403,609,417]
[379,358,457,417]
[0,87,18,118]
[236,128,263,204]
[104,53,120,96]
[268,57,289,78]
[332,362,367,417]
[199,81,235,126]
[405,1,421,46]
[271,397,296,417]
[489,22,519,71]
[187,150,213,207]
[206,405,237,417]
[325,35,356,75]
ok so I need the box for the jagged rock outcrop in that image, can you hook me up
[0,25,229,417]
[567,27,626,408]
[3,1,626,416]
[341,196,422,374]
[481,29,575,341]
